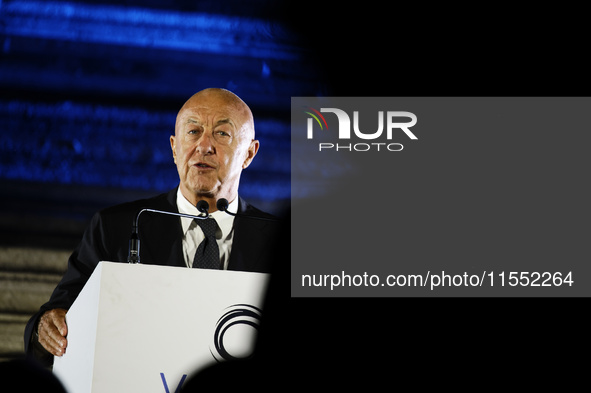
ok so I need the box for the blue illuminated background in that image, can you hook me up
[4,1,583,251]
[0,0,324,248]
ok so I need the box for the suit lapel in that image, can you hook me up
[139,188,185,267]
[227,197,272,273]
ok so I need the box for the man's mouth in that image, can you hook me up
[194,162,214,169]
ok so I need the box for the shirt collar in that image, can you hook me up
[176,188,238,238]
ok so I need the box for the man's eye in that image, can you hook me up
[216,130,230,137]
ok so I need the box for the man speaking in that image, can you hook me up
[24,88,281,366]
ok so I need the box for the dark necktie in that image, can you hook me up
[192,218,221,269]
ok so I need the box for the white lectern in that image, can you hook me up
[53,262,270,393]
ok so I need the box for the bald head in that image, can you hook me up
[175,88,255,139]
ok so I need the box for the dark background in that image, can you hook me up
[289,2,590,382]
[1,0,588,382]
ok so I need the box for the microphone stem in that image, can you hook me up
[128,224,140,264]
[128,209,209,264]
[134,208,209,228]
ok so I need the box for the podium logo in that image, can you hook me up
[303,106,418,152]
[210,304,262,362]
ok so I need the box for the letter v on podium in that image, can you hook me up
[160,373,187,393]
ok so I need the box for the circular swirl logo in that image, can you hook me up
[210,304,262,362]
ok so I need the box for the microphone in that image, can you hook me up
[127,200,210,264]
[216,198,281,222]
[196,200,209,215]
[216,198,235,216]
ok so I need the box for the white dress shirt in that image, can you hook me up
[176,189,238,269]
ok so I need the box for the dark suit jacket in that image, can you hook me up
[24,188,282,365]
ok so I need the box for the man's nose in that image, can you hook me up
[195,131,215,154]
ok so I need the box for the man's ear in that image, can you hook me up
[170,135,177,164]
[242,139,259,169]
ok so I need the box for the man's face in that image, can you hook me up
[170,92,259,204]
